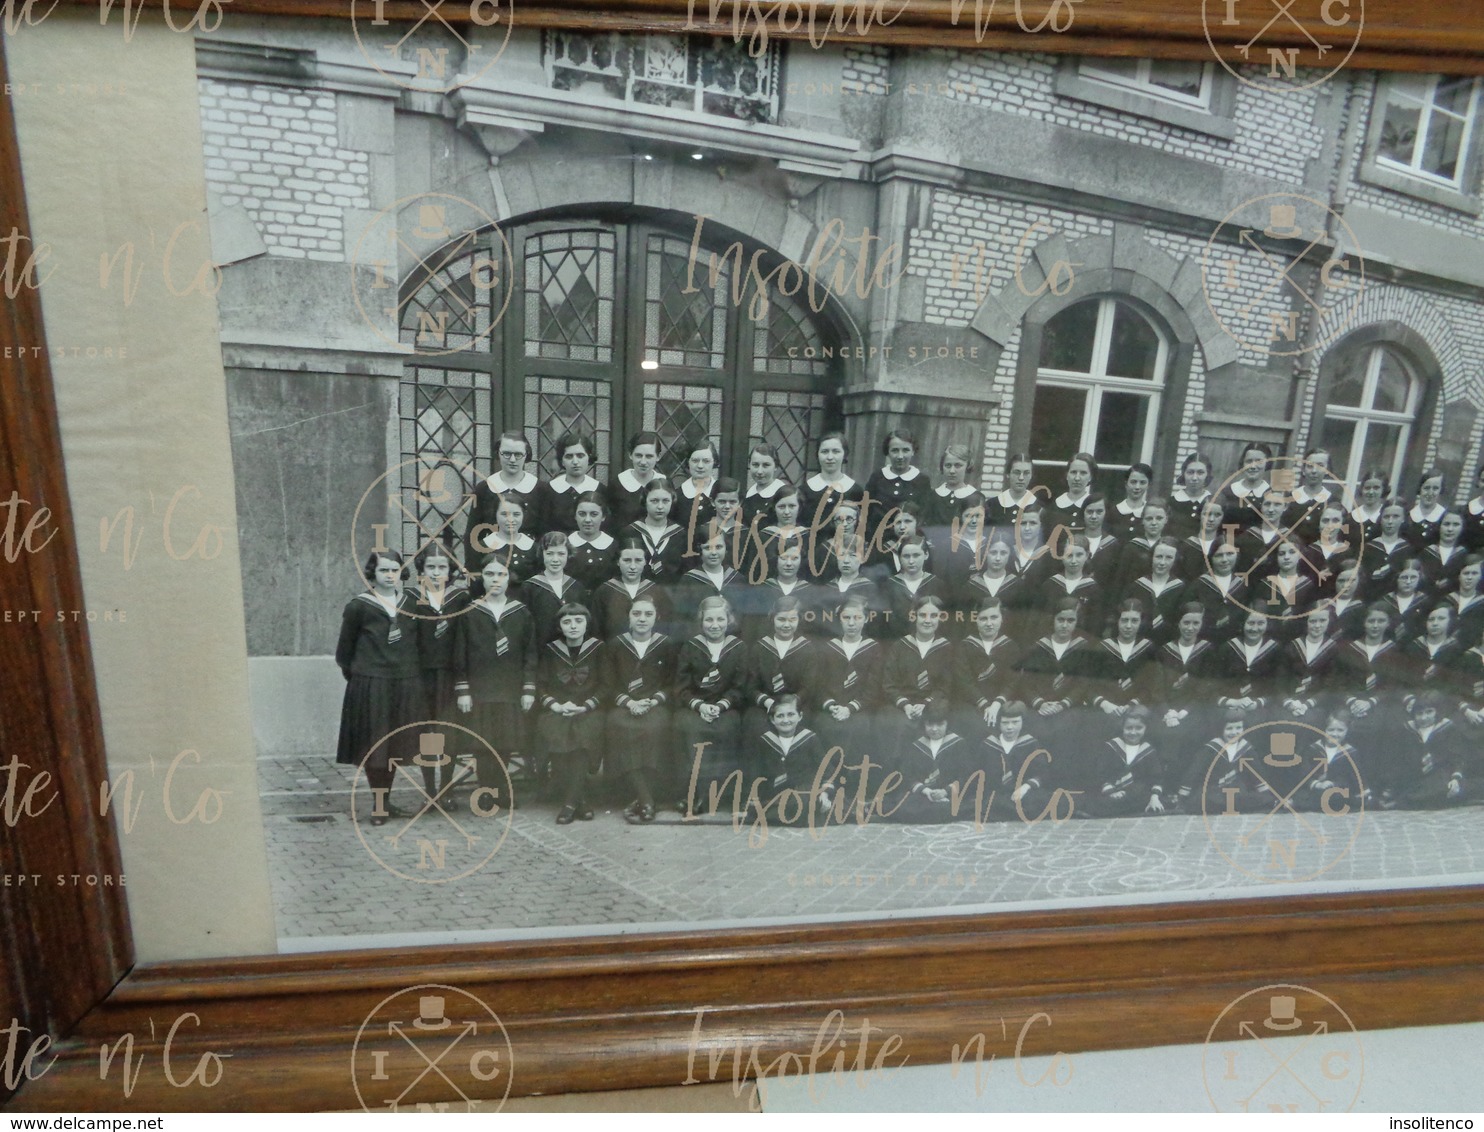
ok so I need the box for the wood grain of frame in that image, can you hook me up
[2,1,1482,1111]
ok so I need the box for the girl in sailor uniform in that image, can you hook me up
[1048,452,1097,541]
[877,501,933,581]
[624,479,686,586]
[544,430,606,535]
[1078,706,1169,819]
[1177,499,1230,582]
[954,596,1020,741]
[454,558,536,800]
[956,535,1031,636]
[753,694,829,825]
[602,594,675,824]
[1420,511,1469,595]
[1291,709,1369,813]
[1463,463,1484,551]
[1015,598,1093,752]
[674,529,744,628]
[1281,447,1336,548]
[1234,493,1291,585]
[1215,442,1273,536]
[1399,602,1467,699]
[815,543,884,638]
[1450,636,1484,735]
[1363,499,1413,596]
[1039,533,1103,635]
[1303,501,1362,601]
[1125,537,1186,644]
[1278,605,1343,725]
[1192,542,1248,642]
[469,494,538,583]
[1087,600,1158,731]
[1380,690,1471,809]
[865,429,933,515]
[815,595,883,765]
[883,594,956,746]
[706,477,749,577]
[1080,494,1124,591]
[336,551,424,826]
[536,603,605,824]
[1167,453,1215,540]
[521,532,590,647]
[879,699,967,825]
[1154,602,1217,740]
[1174,707,1264,815]
[925,444,980,531]
[744,534,818,641]
[744,595,818,755]
[1110,463,1154,543]
[938,495,991,602]
[592,537,672,642]
[1350,468,1389,545]
[981,700,1050,823]
[1260,541,1319,640]
[468,431,545,556]
[985,452,1041,540]
[745,482,805,587]
[883,534,945,634]
[800,431,865,539]
[609,431,664,532]
[1212,608,1282,721]
[1007,505,1056,598]
[1379,558,1428,642]
[674,595,748,816]
[1110,498,1171,595]
[565,491,618,590]
[1449,555,1484,647]
[672,439,720,537]
[1322,559,1368,641]
[1406,469,1449,548]
[414,543,472,807]
[742,443,786,532]
[1334,603,1404,727]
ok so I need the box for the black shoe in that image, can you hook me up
[556,806,576,825]
[369,813,388,828]
[623,802,643,825]
[576,806,595,821]
[639,804,656,823]
[441,793,460,812]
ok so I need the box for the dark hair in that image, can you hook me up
[881,429,917,457]
[1179,452,1214,481]
[749,442,781,466]
[1153,535,1181,552]
[1364,601,1395,625]
[958,491,988,515]
[1124,704,1151,724]
[414,540,455,573]
[713,476,742,498]
[627,430,661,456]
[896,533,928,555]
[1415,466,1447,493]
[1052,597,1082,618]
[896,500,924,522]
[1116,597,1144,618]
[818,430,850,462]
[1177,601,1205,620]
[911,593,946,617]
[1000,700,1027,721]
[1004,452,1034,475]
[1412,689,1446,713]
[539,531,569,558]
[771,594,805,618]
[1067,452,1099,481]
[977,596,1004,617]
[1241,441,1273,462]
[770,693,801,718]
[1125,462,1154,485]
[922,696,950,726]
[553,430,595,467]
[573,490,606,516]
[1083,491,1108,508]
[497,430,533,462]
[1143,496,1169,516]
[363,549,408,582]
[772,481,801,508]
[1358,467,1391,493]
[640,477,675,504]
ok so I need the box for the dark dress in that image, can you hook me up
[565,532,618,591]
[1079,738,1168,818]
[1166,490,1212,540]
[466,471,547,561]
[799,474,866,537]
[673,634,748,810]
[813,636,885,763]
[864,466,933,515]
[743,636,818,747]
[953,633,1020,738]
[623,520,688,586]
[471,533,538,584]
[335,590,424,777]
[609,469,665,532]
[602,632,676,775]
[591,577,672,642]
[454,596,538,785]
[414,582,473,793]
[519,574,591,647]
[544,476,607,535]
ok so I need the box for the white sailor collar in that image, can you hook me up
[486,470,538,494]
[1054,490,1090,508]
[481,531,535,551]
[617,468,660,492]
[745,480,784,499]
[1230,480,1270,499]
[806,473,857,493]
[567,531,615,550]
[1171,487,1211,503]
[935,483,977,499]
[548,475,600,495]
[997,488,1036,507]
[679,477,716,499]
[879,466,921,481]
[1115,498,1146,515]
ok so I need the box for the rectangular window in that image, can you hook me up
[1078,58,1213,110]
[1377,74,1481,188]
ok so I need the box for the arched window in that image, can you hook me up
[1318,343,1422,491]
[391,213,843,549]
[1027,297,1168,483]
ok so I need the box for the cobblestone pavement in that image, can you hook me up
[260,752,1484,947]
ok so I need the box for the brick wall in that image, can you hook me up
[198,79,372,261]
[842,43,890,91]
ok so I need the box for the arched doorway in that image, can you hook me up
[392,209,846,546]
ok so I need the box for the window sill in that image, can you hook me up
[1358,156,1483,216]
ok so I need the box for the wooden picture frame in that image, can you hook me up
[3,0,1483,1111]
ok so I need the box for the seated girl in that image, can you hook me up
[1078,706,1169,819]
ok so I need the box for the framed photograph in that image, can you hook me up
[3,0,1483,1112]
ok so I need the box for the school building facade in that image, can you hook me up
[195,20,1484,750]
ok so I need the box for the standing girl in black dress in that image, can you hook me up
[537,603,605,824]
[471,495,538,582]
[336,551,423,826]
[414,543,472,807]
[674,594,748,815]
[866,429,933,515]
[1167,453,1214,540]
[610,431,664,531]
[626,478,686,586]
[468,431,545,559]
[565,491,618,590]
[603,595,675,824]
[522,532,589,646]
[455,558,537,802]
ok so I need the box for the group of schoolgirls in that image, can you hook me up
[334,427,1484,827]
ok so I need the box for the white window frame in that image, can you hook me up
[1030,298,1169,481]
[1375,74,1482,190]
[1077,58,1214,111]
[1325,345,1421,492]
